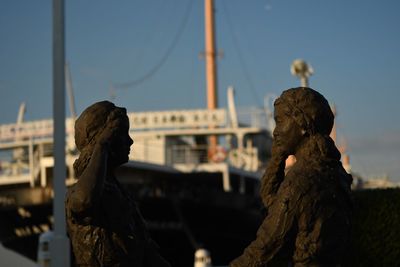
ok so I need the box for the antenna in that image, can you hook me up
[13,102,27,163]
[109,83,116,101]
[263,94,276,137]
[16,102,26,126]
[65,63,77,120]
[227,86,238,128]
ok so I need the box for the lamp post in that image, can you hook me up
[51,0,70,266]
[286,59,314,169]
[290,59,313,87]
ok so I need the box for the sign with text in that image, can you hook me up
[0,109,227,142]
[128,109,227,130]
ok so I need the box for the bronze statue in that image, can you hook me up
[230,87,353,267]
[65,101,170,267]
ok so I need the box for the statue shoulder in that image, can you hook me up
[65,184,77,203]
[277,172,303,197]
[284,164,319,194]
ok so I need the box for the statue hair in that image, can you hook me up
[73,101,127,178]
[274,87,339,160]
[260,87,347,207]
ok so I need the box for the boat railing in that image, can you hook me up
[0,139,39,187]
[236,106,273,133]
[228,146,259,171]
[168,144,211,164]
[0,138,77,187]
[167,144,260,171]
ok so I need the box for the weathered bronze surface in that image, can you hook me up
[65,101,170,267]
[230,87,353,267]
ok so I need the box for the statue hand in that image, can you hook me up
[270,141,288,163]
[261,141,287,207]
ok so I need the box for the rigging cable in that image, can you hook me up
[221,1,263,108]
[114,0,195,89]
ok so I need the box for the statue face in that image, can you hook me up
[109,115,134,165]
[273,104,304,156]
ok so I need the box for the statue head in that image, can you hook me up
[273,87,334,156]
[73,101,133,177]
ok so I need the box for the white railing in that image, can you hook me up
[0,118,75,143]
[236,106,273,131]
[169,145,211,164]
[168,144,259,171]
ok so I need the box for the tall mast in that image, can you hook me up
[205,0,218,148]
[205,0,218,110]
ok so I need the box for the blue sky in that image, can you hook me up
[1,0,399,180]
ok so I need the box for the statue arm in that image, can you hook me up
[68,143,109,214]
[260,144,287,207]
[231,186,297,266]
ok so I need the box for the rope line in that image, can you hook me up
[221,1,263,108]
[114,0,195,89]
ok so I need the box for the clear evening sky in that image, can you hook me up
[0,0,399,180]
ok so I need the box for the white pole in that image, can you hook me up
[227,86,238,128]
[300,76,308,87]
[52,0,70,266]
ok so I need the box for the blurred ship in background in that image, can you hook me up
[0,88,273,266]
[0,2,275,266]
[0,1,278,265]
[2,1,395,266]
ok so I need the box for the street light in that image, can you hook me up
[290,59,314,87]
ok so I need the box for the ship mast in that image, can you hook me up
[205,0,218,148]
[205,0,218,110]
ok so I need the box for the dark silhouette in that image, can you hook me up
[65,101,170,267]
[230,87,353,267]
